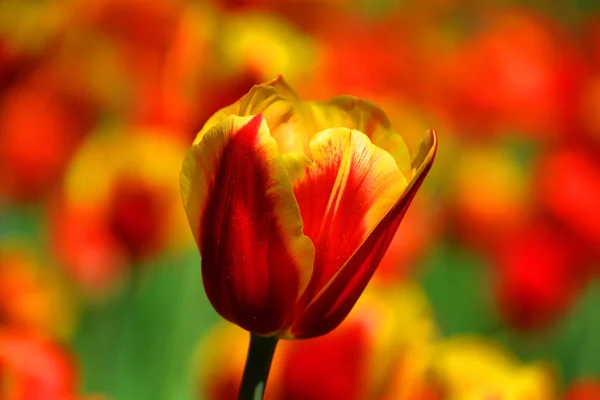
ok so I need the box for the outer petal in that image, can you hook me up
[289,128,407,311]
[180,114,315,335]
[291,129,438,338]
[194,75,299,144]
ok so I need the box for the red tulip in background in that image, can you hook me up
[493,222,586,331]
[439,9,584,140]
[0,329,77,400]
[0,74,96,201]
[565,380,600,400]
[536,147,600,255]
[202,316,372,400]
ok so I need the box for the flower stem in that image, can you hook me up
[238,333,279,400]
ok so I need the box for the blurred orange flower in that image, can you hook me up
[448,143,532,252]
[0,243,75,339]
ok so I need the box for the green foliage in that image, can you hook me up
[419,243,502,337]
[420,242,600,387]
[73,251,219,400]
[555,282,600,384]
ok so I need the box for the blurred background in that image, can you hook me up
[2,0,600,399]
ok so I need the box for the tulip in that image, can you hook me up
[181,75,437,339]
[181,76,436,398]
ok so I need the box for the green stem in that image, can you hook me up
[238,333,279,400]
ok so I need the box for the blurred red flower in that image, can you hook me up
[50,205,128,297]
[273,322,370,400]
[536,146,600,257]
[0,329,77,400]
[199,284,434,400]
[437,9,584,140]
[564,380,600,400]
[0,72,97,201]
[492,222,586,331]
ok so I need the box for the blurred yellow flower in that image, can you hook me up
[0,0,68,54]
[215,13,318,83]
[53,127,191,295]
[427,337,557,400]
[64,127,191,253]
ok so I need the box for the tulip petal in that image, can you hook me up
[290,128,407,311]
[180,114,315,335]
[330,96,413,178]
[282,152,312,183]
[195,75,299,144]
[291,129,438,338]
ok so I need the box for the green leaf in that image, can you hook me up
[553,281,600,385]
[418,243,502,337]
[72,250,220,400]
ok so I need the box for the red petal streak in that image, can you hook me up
[184,114,313,335]
[292,129,438,338]
[292,129,406,309]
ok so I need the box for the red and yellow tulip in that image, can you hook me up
[180,76,437,338]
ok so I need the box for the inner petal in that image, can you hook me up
[292,128,407,304]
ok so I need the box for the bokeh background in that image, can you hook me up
[2,0,600,399]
